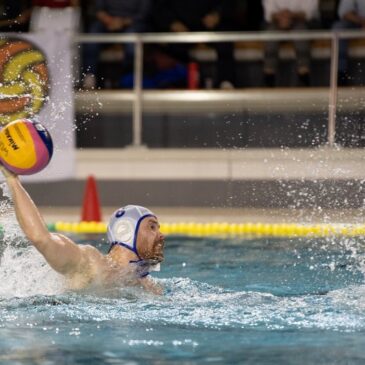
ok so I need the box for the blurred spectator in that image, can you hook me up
[0,0,32,32]
[82,0,151,89]
[152,0,236,89]
[79,0,95,32]
[333,0,365,85]
[262,0,319,87]
[319,0,340,28]
[234,0,264,31]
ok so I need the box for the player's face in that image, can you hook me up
[137,217,165,262]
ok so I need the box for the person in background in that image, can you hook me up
[0,0,32,32]
[234,0,264,31]
[82,0,151,89]
[262,0,319,87]
[152,0,236,89]
[333,0,365,85]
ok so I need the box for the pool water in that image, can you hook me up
[1,229,365,364]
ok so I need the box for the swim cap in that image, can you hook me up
[107,205,155,258]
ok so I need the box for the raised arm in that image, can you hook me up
[1,166,83,275]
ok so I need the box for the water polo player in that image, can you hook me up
[0,165,165,295]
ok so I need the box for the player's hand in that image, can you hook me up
[0,164,16,179]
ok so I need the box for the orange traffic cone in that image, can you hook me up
[81,175,102,222]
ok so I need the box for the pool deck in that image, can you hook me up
[15,147,365,211]
[2,148,364,223]
[39,207,365,225]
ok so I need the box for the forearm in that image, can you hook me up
[5,174,50,249]
[4,173,82,274]
[272,11,306,23]
[1,167,84,275]
[291,11,307,22]
[96,10,113,25]
[343,11,365,26]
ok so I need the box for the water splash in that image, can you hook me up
[0,277,364,332]
[0,246,64,299]
[0,182,23,258]
[0,182,64,299]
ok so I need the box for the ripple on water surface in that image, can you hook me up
[1,234,365,364]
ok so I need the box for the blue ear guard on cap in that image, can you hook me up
[107,205,155,259]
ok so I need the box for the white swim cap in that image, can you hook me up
[107,205,155,257]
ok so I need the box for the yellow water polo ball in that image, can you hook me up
[0,118,53,175]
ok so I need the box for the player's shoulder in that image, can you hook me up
[80,244,103,257]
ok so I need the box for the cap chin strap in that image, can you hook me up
[109,242,155,278]
[108,241,142,260]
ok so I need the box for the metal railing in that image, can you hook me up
[75,30,365,148]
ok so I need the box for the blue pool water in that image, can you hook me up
[1,229,365,364]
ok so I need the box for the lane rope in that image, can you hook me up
[37,221,365,238]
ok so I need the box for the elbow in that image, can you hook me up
[26,230,52,252]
